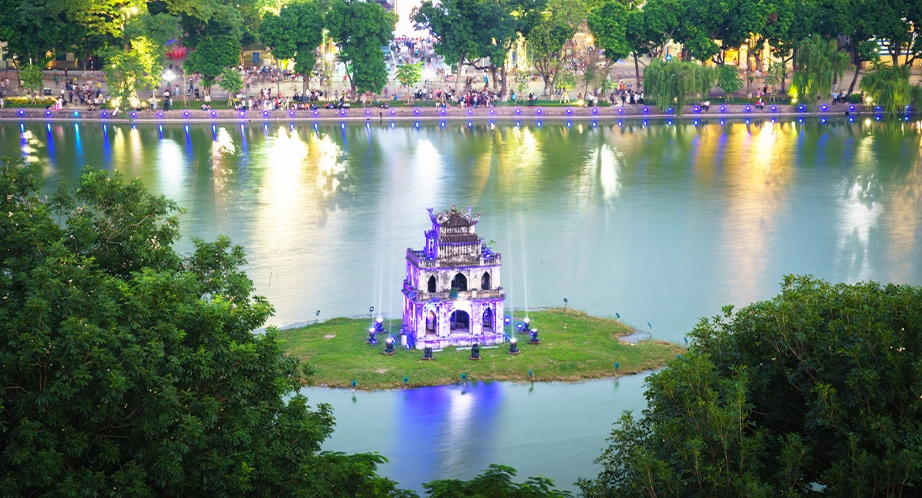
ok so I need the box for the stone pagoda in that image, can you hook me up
[401,206,505,349]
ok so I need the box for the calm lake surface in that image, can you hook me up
[3,117,921,490]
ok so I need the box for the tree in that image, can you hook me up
[183,34,241,95]
[580,275,922,497]
[715,64,743,97]
[413,0,482,92]
[524,0,587,96]
[258,0,324,94]
[859,63,922,115]
[642,59,715,114]
[424,464,573,497]
[0,159,409,496]
[219,67,244,105]
[587,0,631,94]
[622,0,679,86]
[0,0,84,66]
[395,62,423,102]
[326,0,396,96]
[18,64,44,100]
[790,34,851,110]
[105,36,162,110]
[555,69,576,103]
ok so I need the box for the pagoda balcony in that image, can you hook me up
[406,248,501,268]
[409,287,505,302]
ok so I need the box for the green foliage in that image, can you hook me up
[715,64,743,96]
[395,62,423,101]
[105,37,162,109]
[184,34,242,94]
[423,464,573,497]
[581,275,922,497]
[326,0,396,95]
[642,59,715,114]
[258,0,324,92]
[218,67,244,104]
[0,159,410,496]
[525,0,586,94]
[859,62,922,115]
[0,0,84,65]
[413,0,483,68]
[587,0,631,63]
[18,64,44,98]
[790,34,851,110]
[763,61,787,89]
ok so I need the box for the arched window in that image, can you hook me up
[452,273,467,291]
[481,272,491,290]
[427,275,436,293]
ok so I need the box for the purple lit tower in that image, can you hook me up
[401,206,505,349]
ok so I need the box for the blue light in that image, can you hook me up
[440,121,446,127]
[822,117,827,123]
[566,108,573,115]
[799,105,806,112]
[643,107,649,113]
[365,109,371,116]
[489,108,495,115]
[515,108,521,115]
[414,108,420,115]
[389,109,395,115]
[876,115,882,121]
[591,121,597,127]
[390,122,395,128]
[667,119,673,125]
[313,110,319,117]
[536,120,542,127]
[693,106,700,113]
[745,119,750,124]
[667,107,673,113]
[467,108,473,115]
[130,111,137,118]
[642,120,648,127]
[289,111,295,117]
[536,108,543,115]
[617,120,623,127]
[566,120,572,128]
[157,111,163,118]
[183,111,190,118]
[339,109,345,116]
[74,111,80,117]
[102,111,108,118]
[798,118,804,123]
[17,109,24,116]
[45,111,52,117]
[415,121,420,128]
[745,106,751,112]
[467,121,472,127]
[720,106,726,112]
[821,105,828,111]
[264,111,270,118]
[720,119,725,126]
[211,111,217,118]
[591,107,598,114]
[849,105,855,111]
[515,120,521,127]
[849,117,855,122]
[694,120,699,126]
[440,109,446,115]
[771,106,777,112]
[618,107,624,114]
[340,122,346,129]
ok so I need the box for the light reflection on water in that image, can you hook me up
[4,118,922,490]
[304,373,652,492]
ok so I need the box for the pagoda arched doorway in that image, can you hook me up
[452,273,468,291]
[482,308,494,330]
[425,310,437,336]
[427,275,436,293]
[481,272,491,290]
[450,310,470,332]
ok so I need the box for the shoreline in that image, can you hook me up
[0,102,885,123]
[277,309,685,391]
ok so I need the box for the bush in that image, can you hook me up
[3,97,57,108]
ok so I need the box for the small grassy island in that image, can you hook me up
[279,308,685,390]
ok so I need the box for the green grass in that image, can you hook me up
[278,308,684,390]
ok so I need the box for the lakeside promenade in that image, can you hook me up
[0,102,878,123]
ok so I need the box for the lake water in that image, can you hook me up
[3,117,921,491]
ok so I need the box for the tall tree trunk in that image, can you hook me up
[500,65,507,99]
[846,45,860,95]
[634,54,641,88]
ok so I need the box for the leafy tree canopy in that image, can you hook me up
[183,34,241,93]
[423,464,573,498]
[326,0,396,95]
[0,159,408,496]
[259,0,324,92]
[580,275,922,497]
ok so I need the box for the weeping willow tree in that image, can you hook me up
[860,63,922,115]
[642,59,715,115]
[789,35,852,110]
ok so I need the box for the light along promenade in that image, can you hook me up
[0,102,895,123]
